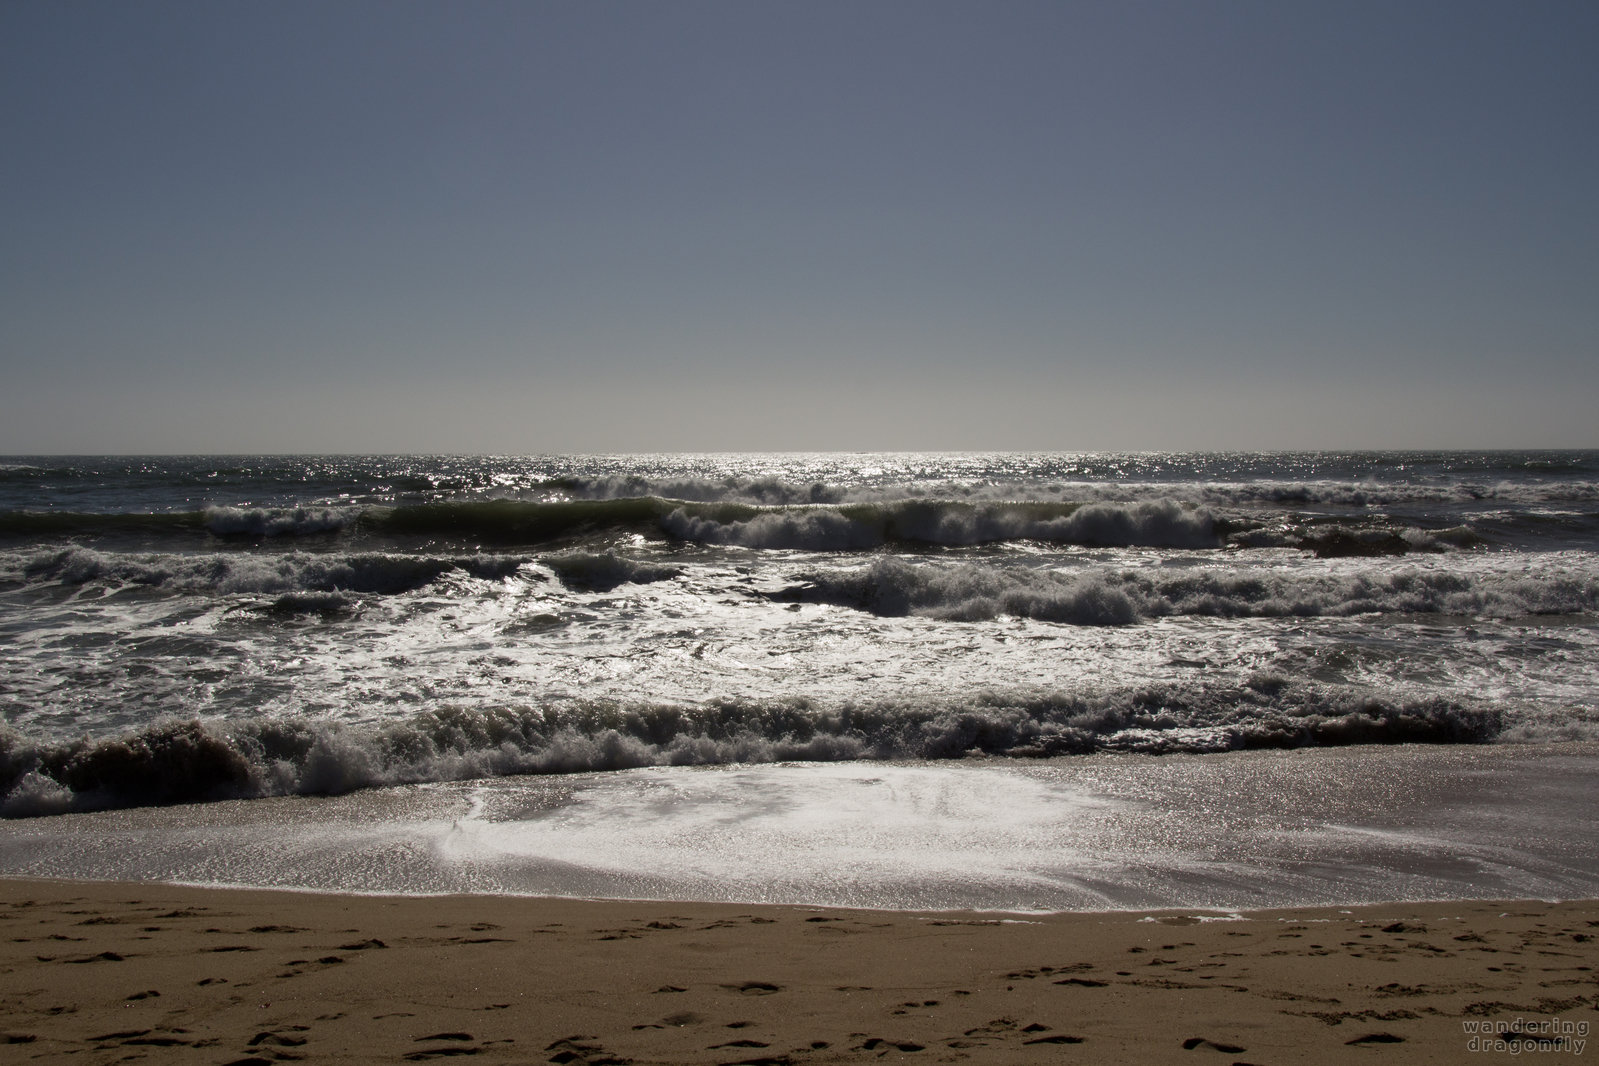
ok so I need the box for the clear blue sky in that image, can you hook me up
[3,0,1595,453]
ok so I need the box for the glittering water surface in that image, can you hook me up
[1,451,1596,876]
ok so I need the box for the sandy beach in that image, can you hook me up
[2,879,1594,1064]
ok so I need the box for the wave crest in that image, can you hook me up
[203,506,356,537]
[545,552,682,592]
[770,558,1599,623]
[663,498,1223,550]
[18,547,529,595]
[0,680,1505,816]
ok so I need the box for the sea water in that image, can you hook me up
[1,452,1596,908]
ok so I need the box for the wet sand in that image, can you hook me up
[2,878,1594,1064]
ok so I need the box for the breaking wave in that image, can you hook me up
[0,679,1505,817]
[663,498,1226,549]
[3,499,1236,551]
[15,546,532,596]
[543,473,1599,509]
[203,505,358,537]
[770,558,1599,624]
[546,474,847,505]
[7,494,1593,554]
[10,546,1595,622]
[5,546,687,598]
[544,552,683,592]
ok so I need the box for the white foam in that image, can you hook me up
[780,554,1599,623]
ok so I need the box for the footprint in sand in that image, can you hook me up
[854,1036,925,1052]
[722,981,782,995]
[109,1033,191,1047]
[701,916,778,930]
[248,1029,310,1047]
[1182,1036,1247,1053]
[87,1029,156,1044]
[1346,1033,1406,1045]
[952,1017,1080,1047]
[545,1035,627,1065]
[403,1053,482,1061]
[405,1033,484,1060]
[403,1051,484,1061]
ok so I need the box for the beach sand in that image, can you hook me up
[2,879,1594,1063]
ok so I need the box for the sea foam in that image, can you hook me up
[0,680,1506,817]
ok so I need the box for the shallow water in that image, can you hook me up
[3,744,1594,912]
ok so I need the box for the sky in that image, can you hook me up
[2,0,1596,454]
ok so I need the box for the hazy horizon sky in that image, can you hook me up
[3,0,1595,454]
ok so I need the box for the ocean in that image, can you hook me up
[1,451,1596,910]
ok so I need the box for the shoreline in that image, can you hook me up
[7,744,1597,912]
[7,872,1594,916]
[3,878,1595,1063]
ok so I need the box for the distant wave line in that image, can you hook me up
[7,546,1595,623]
[4,495,1581,552]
